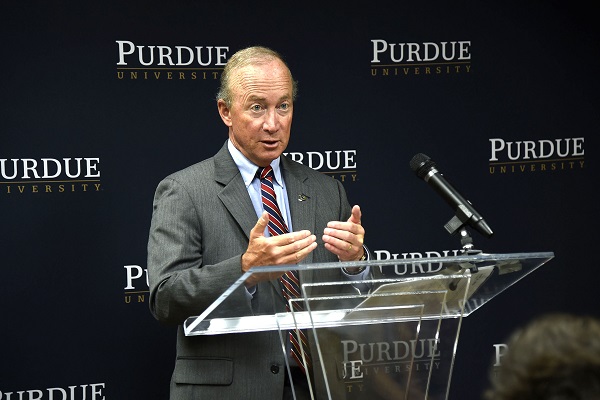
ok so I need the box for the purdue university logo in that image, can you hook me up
[115,40,228,81]
[0,157,102,195]
[489,137,585,174]
[370,39,472,77]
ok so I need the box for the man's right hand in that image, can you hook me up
[241,211,317,287]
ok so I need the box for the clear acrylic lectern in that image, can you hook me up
[184,252,553,399]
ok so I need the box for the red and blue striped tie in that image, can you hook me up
[258,165,311,374]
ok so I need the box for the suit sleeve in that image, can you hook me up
[147,177,251,325]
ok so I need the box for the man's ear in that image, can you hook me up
[217,99,233,127]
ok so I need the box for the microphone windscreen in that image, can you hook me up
[410,153,436,179]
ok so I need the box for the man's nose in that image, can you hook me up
[262,109,279,132]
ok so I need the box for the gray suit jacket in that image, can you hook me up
[148,141,354,399]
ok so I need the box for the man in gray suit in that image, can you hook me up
[147,46,368,399]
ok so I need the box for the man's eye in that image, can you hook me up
[279,103,289,111]
[251,104,262,112]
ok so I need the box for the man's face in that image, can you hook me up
[219,58,293,167]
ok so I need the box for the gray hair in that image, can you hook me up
[216,46,298,107]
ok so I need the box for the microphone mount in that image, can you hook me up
[410,152,492,256]
[458,227,482,258]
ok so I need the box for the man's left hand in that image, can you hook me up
[322,205,365,262]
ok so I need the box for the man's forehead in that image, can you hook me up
[232,72,293,100]
[232,61,291,85]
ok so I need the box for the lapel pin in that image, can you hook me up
[298,194,310,202]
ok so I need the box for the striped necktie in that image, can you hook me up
[257,165,311,374]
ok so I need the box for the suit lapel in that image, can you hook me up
[214,142,257,240]
[281,156,318,288]
[281,156,317,261]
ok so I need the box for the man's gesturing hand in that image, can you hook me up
[322,205,365,262]
[242,212,317,287]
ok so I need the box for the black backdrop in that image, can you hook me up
[1,1,597,398]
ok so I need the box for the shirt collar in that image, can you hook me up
[227,139,283,188]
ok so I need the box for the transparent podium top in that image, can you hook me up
[184,252,554,337]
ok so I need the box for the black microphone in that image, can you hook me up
[410,153,494,238]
